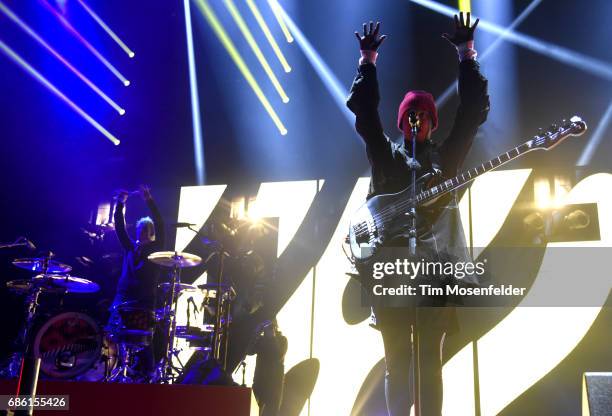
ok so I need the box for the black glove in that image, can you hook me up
[442,12,479,46]
[354,21,387,51]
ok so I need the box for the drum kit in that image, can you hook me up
[1,250,235,385]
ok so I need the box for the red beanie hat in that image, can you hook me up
[397,90,438,132]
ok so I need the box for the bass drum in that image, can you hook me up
[33,311,117,380]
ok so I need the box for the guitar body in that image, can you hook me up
[347,116,587,262]
[349,186,417,262]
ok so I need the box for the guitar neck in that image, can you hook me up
[416,139,536,204]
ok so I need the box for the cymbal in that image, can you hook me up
[6,279,65,294]
[147,251,202,268]
[6,274,99,294]
[13,258,72,274]
[157,282,199,293]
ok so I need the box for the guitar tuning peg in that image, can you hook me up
[537,127,544,137]
[548,123,558,133]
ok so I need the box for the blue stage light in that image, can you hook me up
[183,0,206,185]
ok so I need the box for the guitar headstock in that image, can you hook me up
[530,116,588,150]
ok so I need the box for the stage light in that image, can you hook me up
[265,0,293,43]
[223,0,289,103]
[246,0,291,73]
[458,169,533,258]
[266,0,356,127]
[39,0,131,87]
[0,1,125,115]
[75,0,135,58]
[577,100,612,166]
[183,0,206,185]
[409,0,612,82]
[194,0,287,135]
[0,40,120,145]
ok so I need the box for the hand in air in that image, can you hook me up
[139,184,152,201]
[354,21,387,51]
[442,11,479,46]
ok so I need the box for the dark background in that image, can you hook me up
[0,0,611,414]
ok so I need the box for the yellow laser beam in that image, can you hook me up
[0,40,120,145]
[246,0,291,73]
[459,0,471,12]
[224,0,289,103]
[266,0,293,43]
[194,0,287,135]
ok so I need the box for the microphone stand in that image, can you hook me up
[407,113,421,416]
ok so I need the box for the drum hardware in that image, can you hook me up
[175,223,238,374]
[1,255,101,385]
[13,257,72,274]
[3,253,99,415]
[147,251,202,384]
[0,237,36,251]
[106,302,156,383]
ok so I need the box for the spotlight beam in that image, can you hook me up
[409,0,612,82]
[223,0,289,103]
[577,100,612,166]
[0,1,125,115]
[265,0,293,43]
[458,0,471,12]
[0,40,120,145]
[39,0,131,86]
[266,0,356,128]
[435,0,543,108]
[75,0,135,58]
[194,0,287,135]
[246,0,291,73]
[183,0,206,185]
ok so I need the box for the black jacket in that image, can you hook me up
[113,198,165,308]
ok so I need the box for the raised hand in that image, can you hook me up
[442,11,479,46]
[354,21,387,51]
[139,184,152,201]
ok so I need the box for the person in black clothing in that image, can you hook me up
[112,185,165,309]
[110,185,165,376]
[347,14,489,416]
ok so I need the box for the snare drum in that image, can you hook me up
[110,302,156,346]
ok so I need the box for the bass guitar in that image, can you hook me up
[348,116,588,261]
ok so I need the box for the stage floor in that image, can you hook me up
[0,379,251,415]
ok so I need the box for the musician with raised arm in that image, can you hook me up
[109,185,165,377]
[346,14,489,416]
[112,185,165,310]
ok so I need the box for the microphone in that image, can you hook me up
[23,238,36,251]
[17,237,36,251]
[172,222,196,228]
[408,111,420,130]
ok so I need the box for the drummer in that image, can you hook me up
[112,185,165,310]
[108,185,165,378]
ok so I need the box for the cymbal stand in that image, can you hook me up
[14,257,51,416]
[153,257,184,383]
